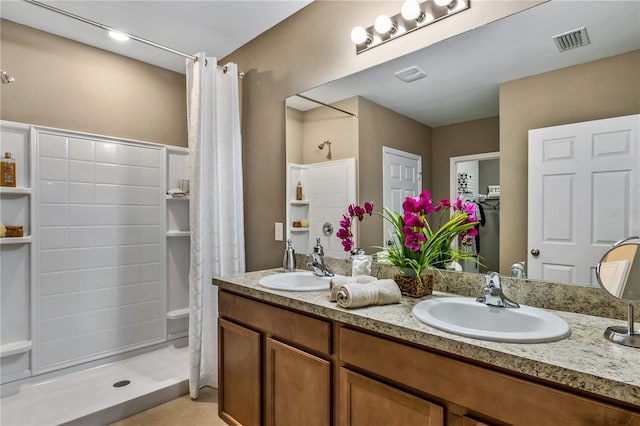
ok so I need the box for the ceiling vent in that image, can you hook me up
[553,26,590,52]
[394,66,427,83]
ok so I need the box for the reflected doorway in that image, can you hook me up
[450,152,500,273]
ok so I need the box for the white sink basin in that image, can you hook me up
[412,297,571,343]
[259,271,332,291]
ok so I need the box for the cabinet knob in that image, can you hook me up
[530,248,540,257]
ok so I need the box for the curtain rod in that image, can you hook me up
[24,0,245,78]
[24,0,200,62]
[295,94,358,118]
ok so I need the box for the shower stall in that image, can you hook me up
[1,121,191,424]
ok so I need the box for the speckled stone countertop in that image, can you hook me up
[213,268,640,408]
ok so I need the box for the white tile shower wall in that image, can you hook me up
[308,159,356,259]
[36,132,164,373]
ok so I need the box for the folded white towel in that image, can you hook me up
[335,279,401,309]
[329,275,377,302]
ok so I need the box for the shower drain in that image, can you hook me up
[113,380,131,388]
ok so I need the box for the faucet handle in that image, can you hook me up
[313,237,324,256]
[485,271,500,288]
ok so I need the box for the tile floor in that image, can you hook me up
[111,386,227,426]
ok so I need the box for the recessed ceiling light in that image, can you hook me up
[108,30,130,42]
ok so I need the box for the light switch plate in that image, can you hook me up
[275,222,283,241]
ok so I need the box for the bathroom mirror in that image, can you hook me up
[285,0,640,283]
[595,237,640,348]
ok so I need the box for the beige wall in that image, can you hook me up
[286,107,304,163]
[431,116,500,204]
[0,19,187,147]
[301,97,358,164]
[224,1,540,271]
[357,96,431,252]
[499,50,640,275]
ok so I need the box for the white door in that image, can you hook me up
[528,114,640,285]
[382,147,422,246]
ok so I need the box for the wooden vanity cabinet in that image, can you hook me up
[218,290,639,426]
[218,291,333,426]
[339,327,640,426]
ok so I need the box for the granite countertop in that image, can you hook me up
[213,268,640,408]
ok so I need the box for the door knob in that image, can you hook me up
[530,249,540,257]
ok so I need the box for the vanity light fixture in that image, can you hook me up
[350,26,372,45]
[401,0,425,22]
[433,0,458,10]
[374,14,397,35]
[351,0,470,54]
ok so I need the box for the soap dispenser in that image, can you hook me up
[283,239,296,272]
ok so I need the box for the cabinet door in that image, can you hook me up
[265,338,331,426]
[219,318,261,426]
[340,368,444,426]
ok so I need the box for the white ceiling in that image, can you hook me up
[292,0,640,127]
[0,0,312,73]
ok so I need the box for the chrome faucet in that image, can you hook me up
[476,272,519,308]
[307,238,334,277]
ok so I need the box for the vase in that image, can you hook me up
[394,269,433,298]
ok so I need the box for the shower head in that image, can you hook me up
[1,70,15,84]
[317,140,332,160]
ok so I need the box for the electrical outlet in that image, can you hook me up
[275,222,284,241]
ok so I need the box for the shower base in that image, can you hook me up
[1,340,189,425]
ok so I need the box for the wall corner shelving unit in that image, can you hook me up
[165,146,190,340]
[0,121,34,384]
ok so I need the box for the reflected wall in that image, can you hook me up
[500,50,640,275]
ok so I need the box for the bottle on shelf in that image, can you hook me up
[295,181,303,201]
[1,152,16,187]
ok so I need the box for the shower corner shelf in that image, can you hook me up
[166,195,189,200]
[0,187,31,195]
[0,236,32,245]
[291,227,309,232]
[166,308,189,320]
[166,231,190,238]
[0,340,32,358]
[290,199,309,205]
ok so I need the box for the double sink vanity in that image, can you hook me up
[215,260,640,425]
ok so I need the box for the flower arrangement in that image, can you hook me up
[337,190,478,279]
[336,201,374,252]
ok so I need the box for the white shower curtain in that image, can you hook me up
[186,53,245,399]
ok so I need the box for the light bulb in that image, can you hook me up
[108,30,130,41]
[374,14,395,34]
[350,26,371,44]
[433,0,456,8]
[401,0,422,21]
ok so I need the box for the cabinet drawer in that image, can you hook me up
[340,327,639,426]
[219,290,331,355]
